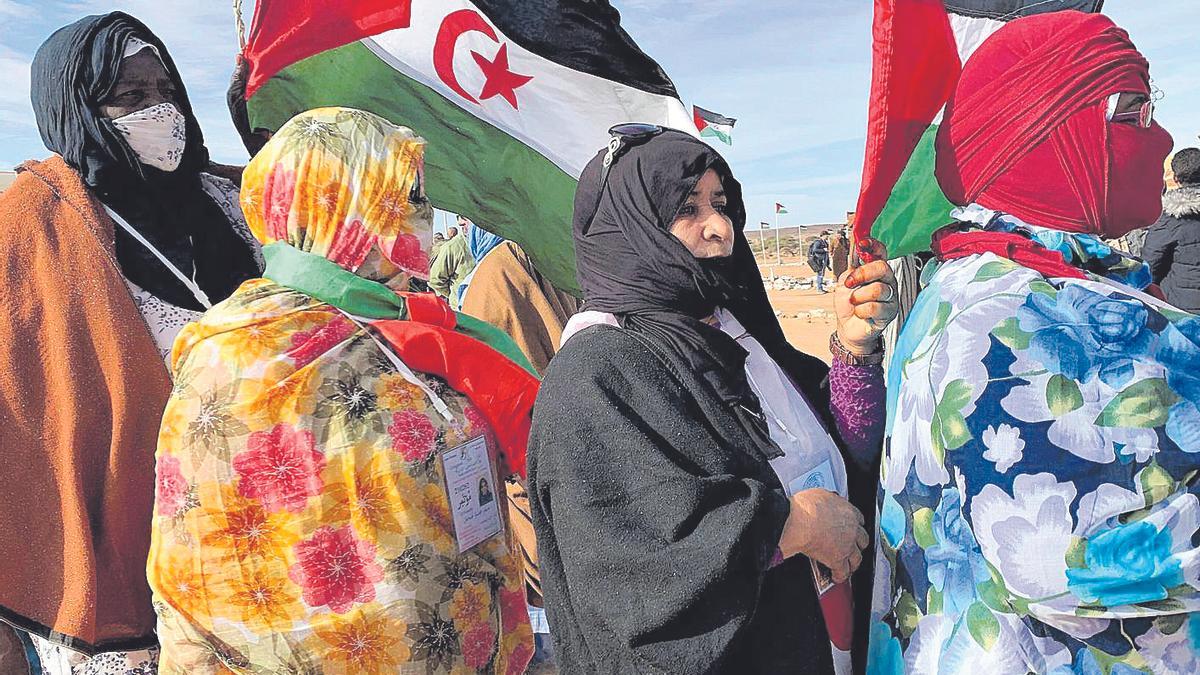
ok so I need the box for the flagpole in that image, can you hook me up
[233,0,246,50]
[775,209,781,267]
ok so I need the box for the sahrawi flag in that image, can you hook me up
[693,106,736,145]
[242,0,697,294]
[852,0,1105,259]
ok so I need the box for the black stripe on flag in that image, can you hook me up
[695,106,736,126]
[470,0,679,98]
[944,0,1104,20]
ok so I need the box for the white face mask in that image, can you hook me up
[111,102,187,172]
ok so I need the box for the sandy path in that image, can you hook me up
[758,262,838,363]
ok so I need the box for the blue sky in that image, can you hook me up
[1,0,1197,229]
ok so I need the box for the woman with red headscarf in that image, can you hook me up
[869,11,1200,674]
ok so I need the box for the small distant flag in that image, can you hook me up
[760,221,770,229]
[776,203,788,215]
[693,105,736,145]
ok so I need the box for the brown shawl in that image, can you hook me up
[461,240,578,605]
[0,156,168,653]
[461,241,579,375]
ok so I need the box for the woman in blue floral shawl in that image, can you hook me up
[870,12,1200,674]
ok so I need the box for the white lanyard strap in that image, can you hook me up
[103,205,212,309]
[336,310,457,424]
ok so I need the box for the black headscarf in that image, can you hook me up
[31,12,260,310]
[573,129,791,431]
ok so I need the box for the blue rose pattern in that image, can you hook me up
[1066,520,1184,607]
[1018,285,1154,389]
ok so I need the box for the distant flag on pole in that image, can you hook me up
[760,221,770,229]
[241,0,699,294]
[852,0,1105,259]
[775,203,788,215]
[693,106,736,145]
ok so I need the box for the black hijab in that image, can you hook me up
[31,12,260,310]
[573,129,792,426]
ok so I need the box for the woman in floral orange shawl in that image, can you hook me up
[148,108,535,674]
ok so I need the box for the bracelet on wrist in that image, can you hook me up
[830,332,884,366]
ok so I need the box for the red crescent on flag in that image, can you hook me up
[433,9,499,105]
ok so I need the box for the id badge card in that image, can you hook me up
[440,435,504,553]
[787,458,836,496]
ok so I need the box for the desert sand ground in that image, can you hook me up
[759,260,838,363]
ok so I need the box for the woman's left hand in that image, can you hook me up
[834,260,899,355]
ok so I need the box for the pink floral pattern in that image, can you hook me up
[463,404,498,450]
[151,110,533,671]
[155,454,188,516]
[498,587,527,633]
[390,410,438,462]
[461,622,497,669]
[262,166,296,240]
[506,642,534,675]
[387,233,430,281]
[289,525,384,613]
[325,219,372,269]
[287,316,356,367]
[233,424,325,512]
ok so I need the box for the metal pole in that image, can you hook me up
[234,0,247,50]
[774,210,781,267]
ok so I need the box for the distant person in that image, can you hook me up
[1143,147,1200,312]
[830,227,851,281]
[458,220,505,300]
[808,232,831,292]
[430,216,478,309]
[0,12,263,673]
[430,231,447,260]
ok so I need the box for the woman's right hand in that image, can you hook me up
[778,489,869,583]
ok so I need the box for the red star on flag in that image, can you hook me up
[472,44,533,109]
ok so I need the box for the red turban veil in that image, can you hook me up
[935,11,1172,239]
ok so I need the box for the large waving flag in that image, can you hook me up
[852,0,1105,259]
[243,1,697,294]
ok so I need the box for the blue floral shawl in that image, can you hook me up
[869,209,1200,674]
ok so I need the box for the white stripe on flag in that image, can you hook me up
[364,0,697,179]
[948,13,1006,67]
[931,13,1008,125]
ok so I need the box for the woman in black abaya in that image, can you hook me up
[528,128,898,674]
[0,13,260,674]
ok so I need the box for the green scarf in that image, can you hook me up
[262,242,537,376]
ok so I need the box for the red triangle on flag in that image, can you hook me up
[244,0,414,98]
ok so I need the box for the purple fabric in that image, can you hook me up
[828,357,885,472]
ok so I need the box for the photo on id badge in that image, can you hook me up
[441,434,504,553]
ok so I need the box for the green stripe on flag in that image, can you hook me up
[871,125,956,259]
[247,41,581,295]
[700,126,732,145]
